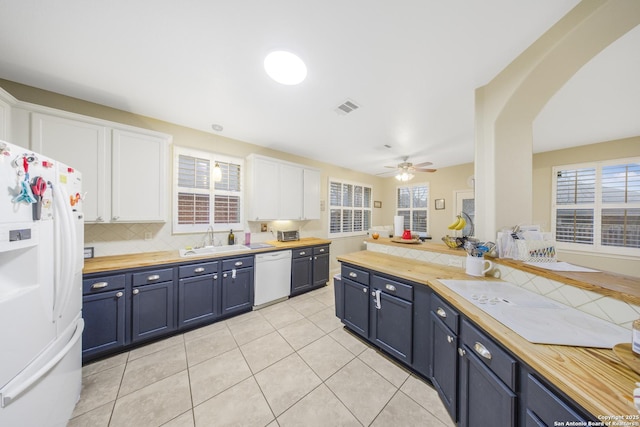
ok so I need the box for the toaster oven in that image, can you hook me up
[277,230,299,242]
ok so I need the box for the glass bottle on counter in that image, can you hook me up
[228,229,235,245]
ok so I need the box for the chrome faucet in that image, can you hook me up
[198,225,215,248]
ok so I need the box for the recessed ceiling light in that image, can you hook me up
[264,51,307,85]
[211,124,223,132]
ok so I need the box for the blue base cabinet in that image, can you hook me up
[131,268,175,343]
[178,261,220,329]
[336,260,597,427]
[221,256,254,316]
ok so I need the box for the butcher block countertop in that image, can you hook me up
[83,237,331,275]
[366,237,640,306]
[337,250,639,419]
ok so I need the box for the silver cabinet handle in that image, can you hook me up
[147,274,160,281]
[300,251,306,255]
[385,284,396,292]
[112,216,119,221]
[314,256,317,260]
[349,272,357,278]
[318,248,325,253]
[91,282,108,290]
[194,267,205,273]
[373,289,382,310]
[234,261,243,266]
[132,289,139,295]
[362,287,368,293]
[436,307,447,318]
[458,348,466,357]
[116,291,123,298]
[223,273,228,278]
[474,342,492,360]
[447,335,453,344]
[213,274,218,279]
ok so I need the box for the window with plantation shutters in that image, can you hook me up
[552,158,640,255]
[329,178,372,237]
[173,147,243,233]
[396,183,428,233]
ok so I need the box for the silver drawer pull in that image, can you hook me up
[474,342,492,360]
[147,274,160,281]
[91,281,108,290]
[234,261,243,266]
[349,272,357,278]
[436,307,447,318]
[214,274,218,279]
[318,248,325,253]
[458,348,466,357]
[223,273,228,278]
[132,289,139,295]
[385,284,396,292]
[362,287,368,293]
[300,251,306,255]
[447,335,453,344]
[116,291,123,298]
[194,267,205,273]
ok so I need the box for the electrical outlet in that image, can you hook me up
[448,257,463,268]
[261,223,268,232]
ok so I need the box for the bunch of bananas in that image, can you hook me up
[447,214,467,231]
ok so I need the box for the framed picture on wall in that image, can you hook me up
[374,201,382,208]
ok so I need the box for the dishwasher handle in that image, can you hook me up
[256,250,292,262]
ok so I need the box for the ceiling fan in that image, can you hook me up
[379,157,437,181]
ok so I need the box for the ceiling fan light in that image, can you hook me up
[395,172,414,182]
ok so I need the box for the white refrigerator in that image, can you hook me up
[0,140,84,427]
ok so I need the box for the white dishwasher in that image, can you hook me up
[254,250,292,308]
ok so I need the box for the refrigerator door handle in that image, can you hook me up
[52,182,77,320]
[0,318,84,407]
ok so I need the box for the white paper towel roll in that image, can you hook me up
[394,216,404,237]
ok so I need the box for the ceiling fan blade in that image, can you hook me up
[415,168,437,173]
[413,161,433,168]
[383,165,397,169]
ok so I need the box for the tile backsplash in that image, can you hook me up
[366,242,640,330]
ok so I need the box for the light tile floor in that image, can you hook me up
[69,282,455,427]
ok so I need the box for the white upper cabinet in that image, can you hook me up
[247,154,320,221]
[111,129,167,222]
[303,168,321,220]
[0,87,16,142]
[31,111,170,223]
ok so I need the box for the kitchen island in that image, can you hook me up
[337,245,639,421]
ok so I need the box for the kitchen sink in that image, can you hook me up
[179,245,250,257]
[437,280,629,348]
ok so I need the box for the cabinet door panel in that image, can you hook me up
[221,268,253,316]
[249,157,279,220]
[342,278,369,338]
[313,253,329,287]
[279,163,303,219]
[371,291,412,364]
[178,274,219,328]
[303,168,320,220]
[112,129,167,222]
[459,348,516,427]
[430,314,458,421]
[31,112,108,222]
[82,290,125,360]
[132,281,175,342]
[291,256,312,294]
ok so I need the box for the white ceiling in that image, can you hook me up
[0,1,637,175]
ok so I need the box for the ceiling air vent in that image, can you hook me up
[335,99,360,115]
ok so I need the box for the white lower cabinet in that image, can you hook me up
[31,111,170,223]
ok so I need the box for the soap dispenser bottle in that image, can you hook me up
[228,229,235,245]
